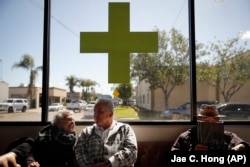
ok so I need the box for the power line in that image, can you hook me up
[172,0,186,28]
[28,0,78,37]
[51,15,78,37]
[29,0,43,10]
[29,0,186,37]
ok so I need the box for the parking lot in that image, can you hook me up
[0,108,93,122]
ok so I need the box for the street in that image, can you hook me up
[0,108,93,122]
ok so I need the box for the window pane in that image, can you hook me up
[50,0,190,122]
[0,0,43,121]
[196,0,250,121]
[3,1,249,123]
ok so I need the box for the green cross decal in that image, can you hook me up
[80,2,158,83]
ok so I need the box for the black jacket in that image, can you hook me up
[6,137,34,167]
[27,124,77,167]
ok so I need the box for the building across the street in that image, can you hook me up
[8,86,67,108]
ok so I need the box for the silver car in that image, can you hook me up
[48,103,64,111]
[83,101,96,118]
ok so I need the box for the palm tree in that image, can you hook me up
[78,78,99,101]
[65,75,79,99]
[12,54,42,106]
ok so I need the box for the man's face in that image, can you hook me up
[94,102,113,128]
[60,115,75,133]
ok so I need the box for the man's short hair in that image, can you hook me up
[96,98,114,112]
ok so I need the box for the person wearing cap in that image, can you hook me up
[74,98,137,167]
[171,104,250,151]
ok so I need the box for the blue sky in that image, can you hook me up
[0,0,249,96]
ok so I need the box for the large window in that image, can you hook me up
[195,0,250,122]
[0,0,249,123]
[0,0,43,122]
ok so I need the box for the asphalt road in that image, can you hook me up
[0,108,93,122]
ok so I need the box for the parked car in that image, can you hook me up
[160,100,219,119]
[0,98,29,113]
[217,103,250,120]
[66,99,87,112]
[48,103,64,111]
[83,101,96,118]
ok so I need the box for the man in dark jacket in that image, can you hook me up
[0,137,34,167]
[27,110,77,167]
[171,104,250,151]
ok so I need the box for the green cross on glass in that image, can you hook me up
[80,2,158,83]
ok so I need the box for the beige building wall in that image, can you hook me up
[136,79,250,112]
[0,81,9,102]
[9,87,67,108]
[49,87,67,105]
[220,82,250,103]
[67,92,82,101]
[196,82,216,101]
[136,80,151,110]
[9,86,42,108]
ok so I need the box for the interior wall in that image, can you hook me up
[0,125,249,154]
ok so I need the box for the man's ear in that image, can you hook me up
[109,111,114,117]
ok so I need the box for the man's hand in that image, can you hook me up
[231,144,246,151]
[27,161,40,167]
[0,152,20,167]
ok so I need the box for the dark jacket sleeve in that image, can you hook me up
[6,137,34,166]
[224,131,250,150]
